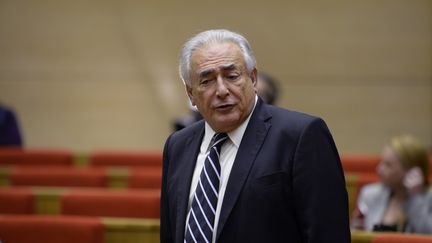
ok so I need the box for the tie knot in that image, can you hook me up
[211,133,228,150]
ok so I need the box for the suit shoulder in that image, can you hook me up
[265,104,325,130]
[267,104,319,121]
[166,119,204,145]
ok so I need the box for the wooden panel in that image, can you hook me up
[352,231,374,243]
[33,187,64,215]
[0,0,430,153]
[103,218,159,243]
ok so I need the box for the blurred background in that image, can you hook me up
[0,0,431,154]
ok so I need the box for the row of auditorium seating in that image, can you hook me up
[0,173,368,222]
[0,215,159,243]
[1,148,430,217]
[0,166,161,188]
[1,148,431,242]
[1,148,430,172]
[0,148,162,242]
[0,148,162,168]
[1,215,431,243]
[0,187,160,218]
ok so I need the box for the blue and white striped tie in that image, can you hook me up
[184,133,228,243]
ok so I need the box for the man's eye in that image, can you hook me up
[226,75,239,81]
[200,79,211,85]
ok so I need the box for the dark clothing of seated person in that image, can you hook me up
[0,106,23,147]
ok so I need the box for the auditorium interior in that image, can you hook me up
[0,1,431,242]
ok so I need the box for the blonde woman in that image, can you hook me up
[351,134,431,233]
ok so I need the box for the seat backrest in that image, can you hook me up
[0,188,34,214]
[0,148,73,166]
[10,166,107,187]
[0,215,104,243]
[61,188,160,218]
[340,155,380,174]
[128,167,162,189]
[89,151,162,168]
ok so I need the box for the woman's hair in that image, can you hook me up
[179,29,256,86]
[390,134,429,187]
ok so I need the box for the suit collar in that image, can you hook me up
[227,95,259,148]
[216,98,272,240]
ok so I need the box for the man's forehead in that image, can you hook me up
[191,43,245,74]
[198,64,238,78]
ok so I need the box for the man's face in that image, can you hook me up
[186,42,257,133]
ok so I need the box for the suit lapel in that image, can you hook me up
[216,99,272,240]
[174,125,205,243]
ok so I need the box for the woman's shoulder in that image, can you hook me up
[360,182,388,198]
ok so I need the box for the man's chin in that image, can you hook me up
[211,117,242,131]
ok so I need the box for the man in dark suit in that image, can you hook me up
[161,29,350,243]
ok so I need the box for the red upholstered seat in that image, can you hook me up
[61,188,160,218]
[0,188,34,214]
[340,155,380,174]
[10,166,107,187]
[89,151,162,168]
[129,167,162,189]
[0,215,104,243]
[372,233,432,243]
[0,148,73,166]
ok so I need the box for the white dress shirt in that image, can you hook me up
[185,96,258,243]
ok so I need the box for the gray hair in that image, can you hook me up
[179,29,257,86]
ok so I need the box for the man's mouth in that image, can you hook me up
[215,104,234,111]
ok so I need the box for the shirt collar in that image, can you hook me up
[201,95,258,152]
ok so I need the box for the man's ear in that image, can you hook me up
[250,68,258,89]
[185,85,195,106]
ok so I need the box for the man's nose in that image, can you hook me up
[215,77,229,97]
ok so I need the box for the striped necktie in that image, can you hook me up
[184,133,228,243]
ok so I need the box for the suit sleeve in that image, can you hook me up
[160,134,174,243]
[292,118,351,242]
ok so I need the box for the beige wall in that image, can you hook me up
[0,0,431,154]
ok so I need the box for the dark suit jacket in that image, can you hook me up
[161,98,351,243]
[0,107,23,147]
